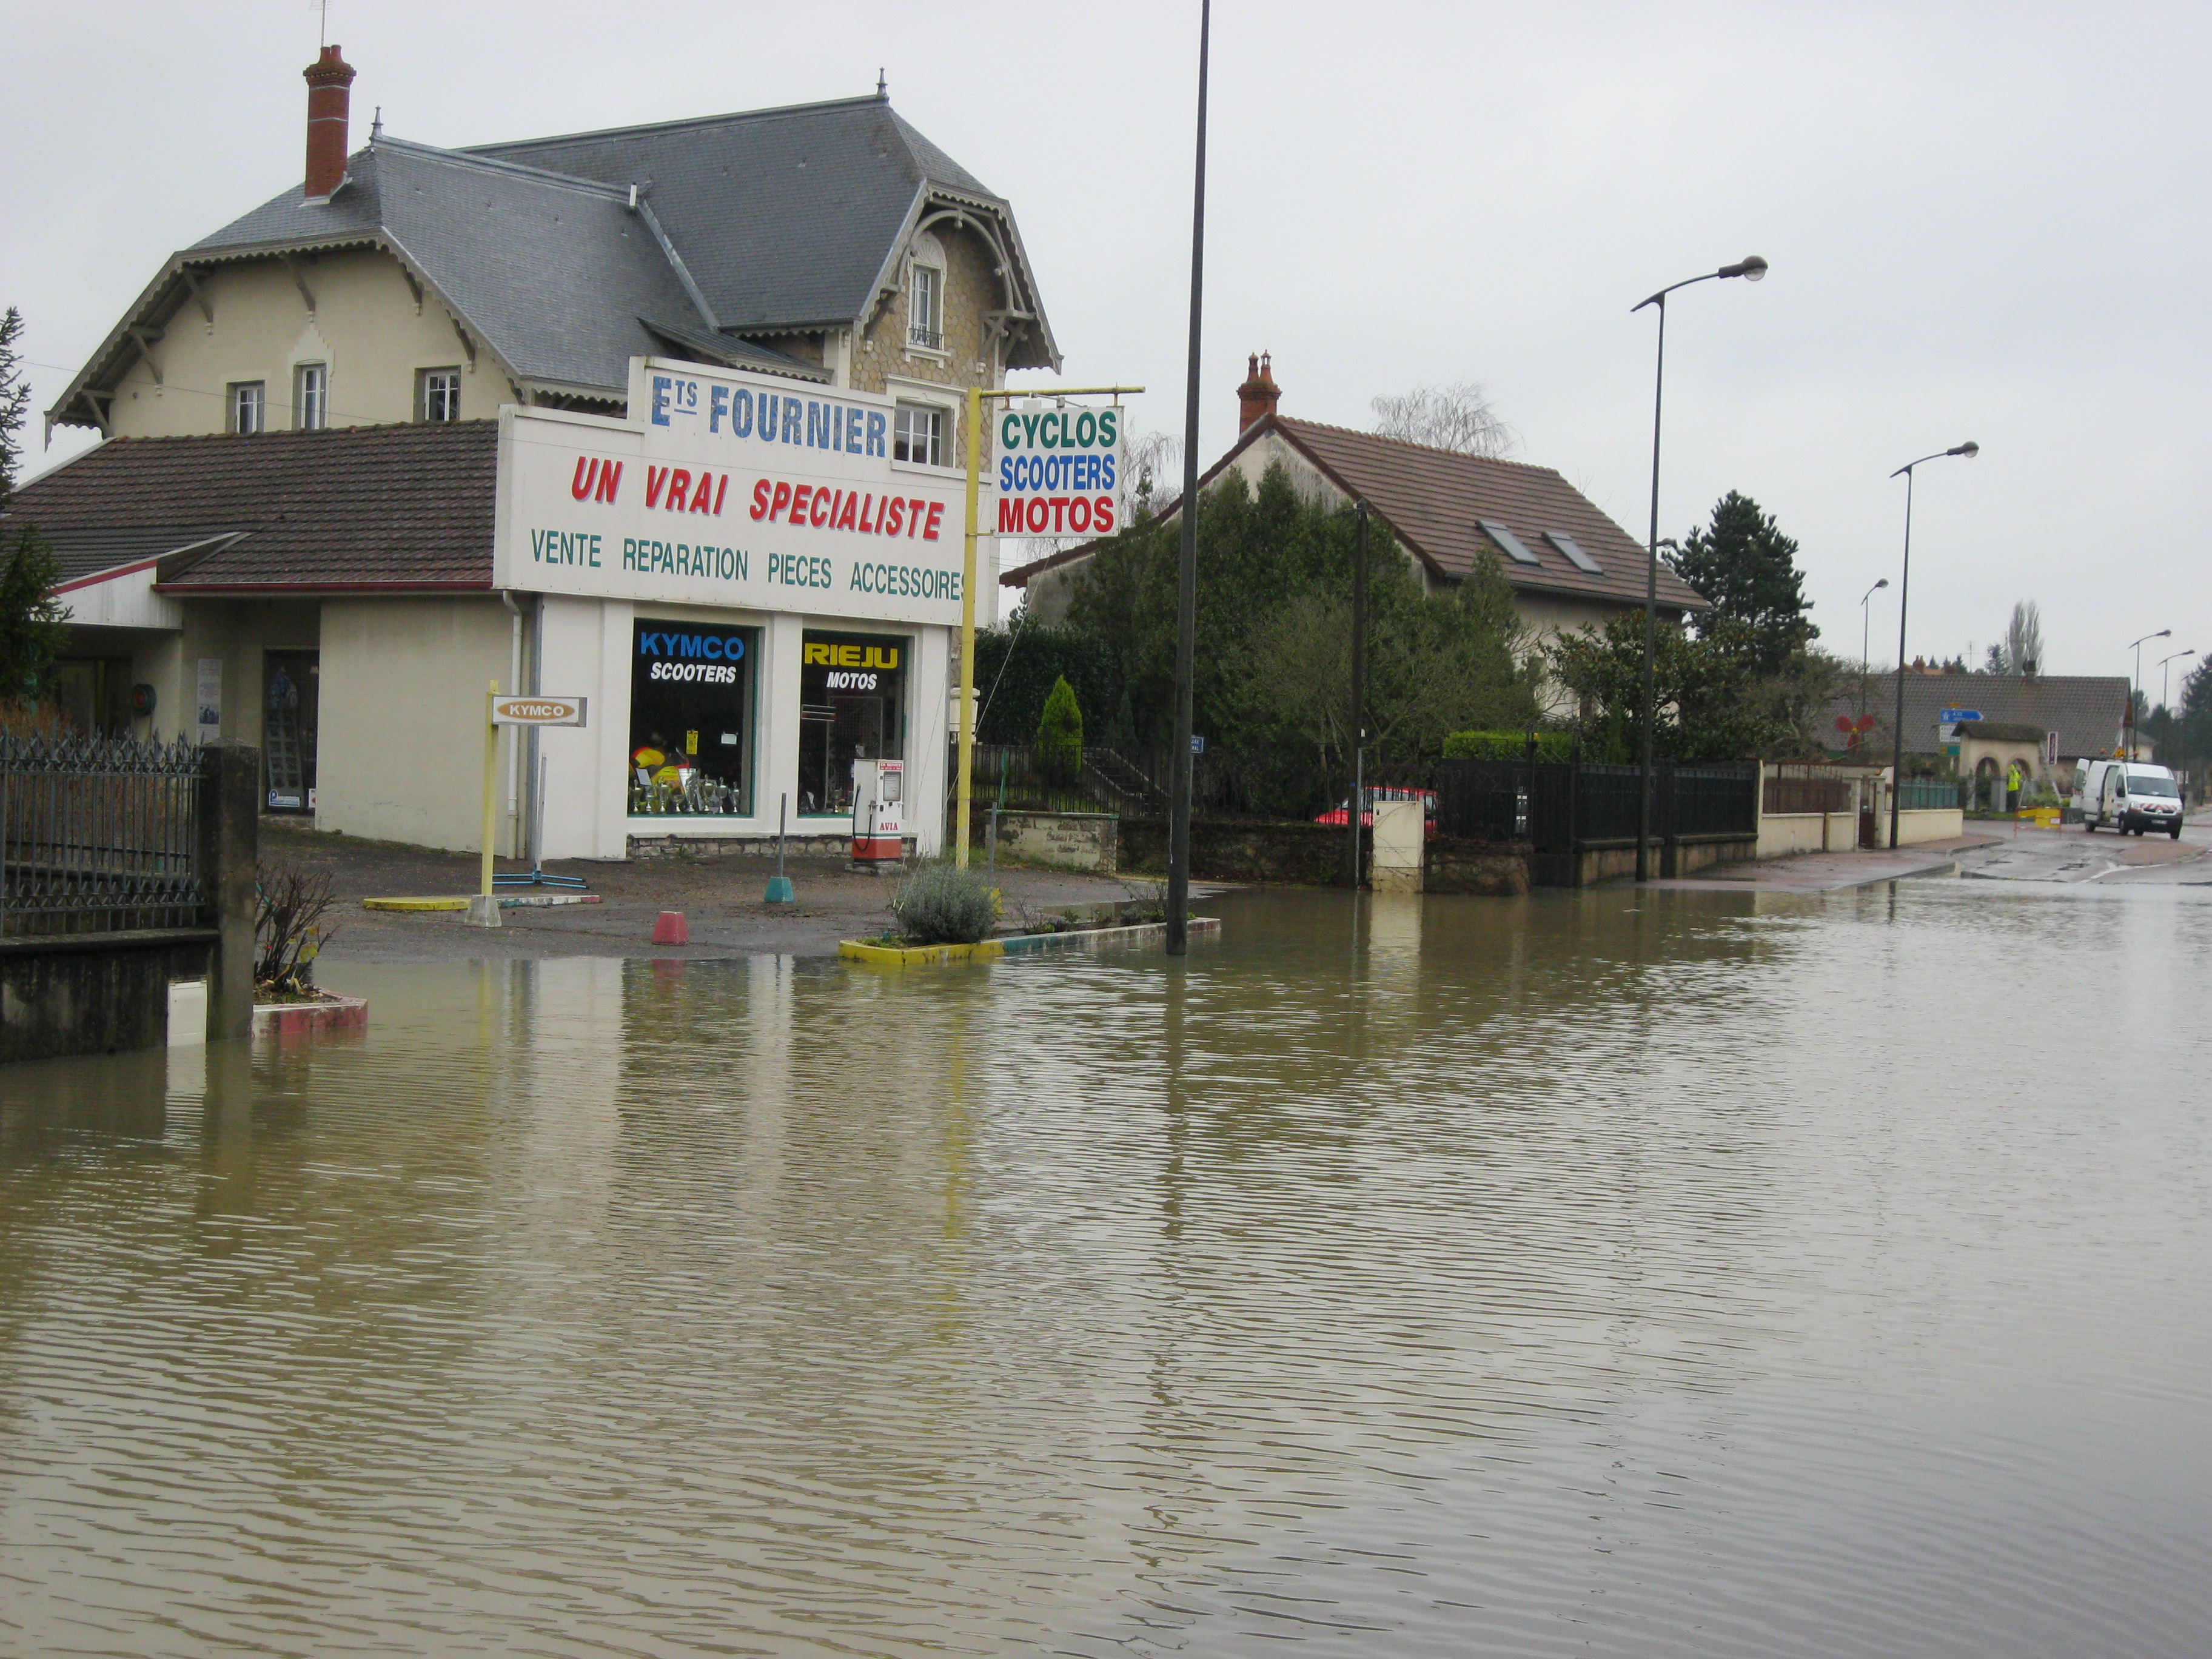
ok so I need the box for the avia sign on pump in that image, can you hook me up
[993,403,1122,539]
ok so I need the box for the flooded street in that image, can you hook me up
[2,882,2207,1657]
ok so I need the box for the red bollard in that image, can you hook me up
[652,911,689,946]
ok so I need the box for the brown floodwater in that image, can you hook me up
[1,881,2207,1657]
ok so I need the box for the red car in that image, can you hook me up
[1315,786,1439,837]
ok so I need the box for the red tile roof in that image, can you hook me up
[1005,413,1709,614]
[7,422,497,592]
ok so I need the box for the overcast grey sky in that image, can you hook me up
[7,2,2207,688]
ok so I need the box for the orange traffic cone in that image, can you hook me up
[652,911,689,945]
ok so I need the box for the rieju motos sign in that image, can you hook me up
[493,358,969,626]
[994,404,1122,537]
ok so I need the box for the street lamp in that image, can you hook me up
[1886,442,1980,850]
[1630,254,1768,883]
[2159,648,2196,721]
[1861,577,1889,714]
[2128,629,2172,760]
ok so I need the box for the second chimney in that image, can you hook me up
[303,45,358,201]
[1237,352,1281,431]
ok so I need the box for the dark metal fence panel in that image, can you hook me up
[1433,759,1529,842]
[1671,765,1759,837]
[1763,768,1855,814]
[0,734,206,937]
[1897,777,1964,811]
[1575,764,1645,842]
[1530,762,1576,853]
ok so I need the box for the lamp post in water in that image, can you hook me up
[1630,255,1768,883]
[1886,443,1980,848]
[1165,0,1211,956]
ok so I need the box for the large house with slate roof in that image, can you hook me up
[17,48,1055,860]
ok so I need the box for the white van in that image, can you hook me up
[2077,759,2185,838]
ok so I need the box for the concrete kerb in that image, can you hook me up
[840,915,1222,967]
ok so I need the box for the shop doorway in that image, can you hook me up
[263,651,320,812]
[627,621,759,816]
[799,631,908,817]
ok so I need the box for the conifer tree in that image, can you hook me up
[0,307,69,702]
[1671,491,1817,676]
[1036,674,1084,785]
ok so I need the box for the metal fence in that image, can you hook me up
[1897,777,1964,811]
[1430,757,1759,848]
[1,734,206,937]
[1763,764,1857,815]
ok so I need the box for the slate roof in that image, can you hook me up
[51,93,1051,431]
[1006,413,1709,615]
[470,98,1006,334]
[189,139,701,396]
[7,424,496,592]
[1824,675,2134,760]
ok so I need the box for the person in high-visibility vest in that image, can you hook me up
[2006,760,2025,811]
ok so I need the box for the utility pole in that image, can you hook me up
[1165,0,1210,957]
[1348,501,1369,889]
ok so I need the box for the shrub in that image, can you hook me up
[1037,674,1084,786]
[255,863,340,998]
[889,862,998,945]
[1444,729,1573,762]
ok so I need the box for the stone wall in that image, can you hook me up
[978,811,1118,874]
[0,931,220,1064]
[1427,838,1532,895]
[1119,817,1361,886]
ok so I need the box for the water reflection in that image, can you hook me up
[0,883,2207,1656]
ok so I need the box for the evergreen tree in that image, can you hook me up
[0,307,69,703]
[1036,674,1084,785]
[1671,491,1817,676]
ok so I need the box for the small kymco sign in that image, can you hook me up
[491,694,588,727]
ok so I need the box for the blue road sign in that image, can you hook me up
[1940,707,1983,723]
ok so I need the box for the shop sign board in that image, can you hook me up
[491,693,589,727]
[493,358,971,626]
[993,402,1122,538]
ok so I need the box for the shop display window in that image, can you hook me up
[628,620,759,817]
[799,630,908,817]
[263,651,320,812]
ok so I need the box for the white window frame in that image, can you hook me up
[907,263,945,355]
[892,400,947,469]
[229,381,265,435]
[294,362,327,431]
[418,366,462,423]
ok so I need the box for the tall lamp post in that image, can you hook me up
[1631,255,1768,883]
[2159,649,2196,723]
[2128,629,2171,760]
[1860,577,1889,714]
[1165,0,1211,956]
[1886,443,1980,850]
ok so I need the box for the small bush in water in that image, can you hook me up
[891,863,998,945]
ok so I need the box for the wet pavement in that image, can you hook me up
[3,879,2208,1656]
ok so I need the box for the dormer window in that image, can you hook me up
[908,264,943,352]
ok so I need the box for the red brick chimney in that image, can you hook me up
[303,45,358,201]
[1236,351,1281,431]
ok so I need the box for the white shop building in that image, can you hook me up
[21,356,984,862]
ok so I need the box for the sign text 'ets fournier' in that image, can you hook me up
[493,358,970,628]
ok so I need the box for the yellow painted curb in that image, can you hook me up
[839,938,1008,967]
[362,896,470,913]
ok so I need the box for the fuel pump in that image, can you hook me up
[851,757,904,866]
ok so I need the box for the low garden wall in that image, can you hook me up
[1118,817,1362,886]
[0,930,221,1064]
[1427,837,1531,895]
[1892,807,1965,846]
[974,810,1118,874]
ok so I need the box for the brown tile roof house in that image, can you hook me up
[1005,402,1708,621]
[8,423,497,594]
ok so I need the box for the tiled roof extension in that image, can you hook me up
[6,423,496,592]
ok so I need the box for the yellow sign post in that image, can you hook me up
[480,679,500,899]
[955,383,1142,868]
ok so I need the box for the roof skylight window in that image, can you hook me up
[1544,531,1604,574]
[1479,520,1542,566]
